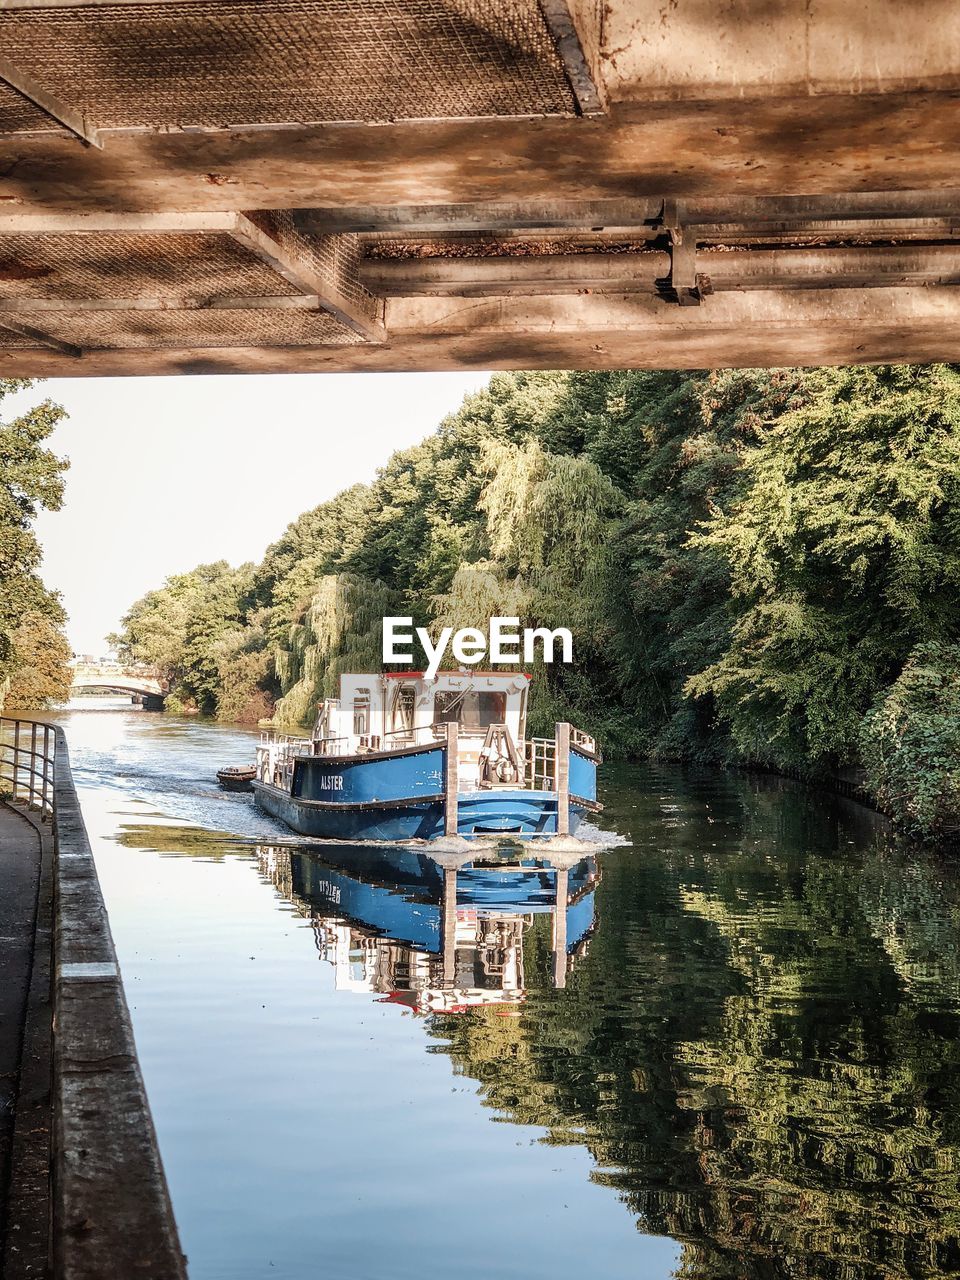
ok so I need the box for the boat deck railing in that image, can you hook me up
[259,722,596,794]
[258,731,311,788]
[525,737,558,792]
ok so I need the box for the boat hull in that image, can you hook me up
[253,779,588,841]
[217,769,255,792]
[255,734,599,842]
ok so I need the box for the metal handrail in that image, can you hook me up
[0,712,187,1275]
[0,714,55,820]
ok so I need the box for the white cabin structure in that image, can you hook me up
[314,670,533,789]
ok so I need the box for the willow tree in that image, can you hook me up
[273,573,399,727]
[433,438,633,742]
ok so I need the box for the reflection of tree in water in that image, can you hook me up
[425,770,960,1278]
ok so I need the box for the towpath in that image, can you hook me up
[0,801,50,1279]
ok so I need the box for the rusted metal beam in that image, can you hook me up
[298,200,662,236]
[0,53,102,146]
[668,236,704,306]
[539,0,605,116]
[0,317,81,356]
[0,294,322,313]
[690,218,960,241]
[230,214,385,342]
[5,286,960,375]
[359,251,667,295]
[298,192,960,236]
[359,245,960,296]
[0,0,209,7]
[702,245,960,290]
[0,211,237,234]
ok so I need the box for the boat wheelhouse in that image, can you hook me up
[253,670,601,842]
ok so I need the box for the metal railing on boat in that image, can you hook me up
[259,721,596,801]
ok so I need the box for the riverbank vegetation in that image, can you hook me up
[0,379,71,712]
[428,776,960,1278]
[112,364,960,843]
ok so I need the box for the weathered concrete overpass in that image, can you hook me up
[1,1,960,374]
[70,663,166,706]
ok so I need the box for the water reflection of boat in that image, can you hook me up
[254,670,601,840]
[257,842,599,1011]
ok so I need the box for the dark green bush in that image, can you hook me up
[861,643,960,842]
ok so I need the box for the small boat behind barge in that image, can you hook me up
[216,765,256,792]
[253,670,601,842]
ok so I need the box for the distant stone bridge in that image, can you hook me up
[70,663,166,705]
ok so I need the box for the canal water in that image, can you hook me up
[53,700,960,1280]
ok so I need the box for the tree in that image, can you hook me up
[687,365,960,770]
[0,379,70,711]
[112,561,255,715]
[861,641,960,842]
[111,363,960,842]
[5,610,72,709]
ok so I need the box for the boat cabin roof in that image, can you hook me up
[380,671,532,683]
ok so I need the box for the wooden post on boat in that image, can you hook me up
[552,866,569,989]
[442,865,458,987]
[444,720,459,837]
[555,721,571,836]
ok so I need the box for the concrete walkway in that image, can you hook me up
[0,802,47,1278]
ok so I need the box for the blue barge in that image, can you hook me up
[253,670,601,841]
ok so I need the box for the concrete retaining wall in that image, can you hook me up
[51,727,187,1280]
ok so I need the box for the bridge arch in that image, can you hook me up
[69,664,167,706]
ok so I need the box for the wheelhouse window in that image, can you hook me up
[434,690,507,730]
[353,689,371,735]
[391,684,416,739]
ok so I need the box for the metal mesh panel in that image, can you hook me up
[0,233,300,300]
[45,307,363,349]
[0,1,577,130]
[0,78,66,133]
[247,212,382,321]
[0,321,46,347]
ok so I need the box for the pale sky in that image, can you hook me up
[6,372,491,656]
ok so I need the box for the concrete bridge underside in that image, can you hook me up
[1,1,960,374]
[69,665,165,700]
[71,679,164,696]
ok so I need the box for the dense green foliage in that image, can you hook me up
[861,642,960,841]
[421,772,960,1278]
[110,561,258,716]
[0,379,70,711]
[114,364,960,840]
